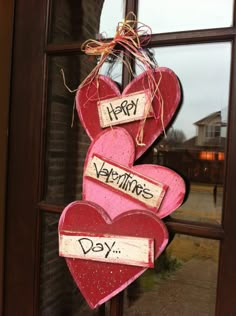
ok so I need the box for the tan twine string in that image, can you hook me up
[60,68,77,128]
[61,12,165,142]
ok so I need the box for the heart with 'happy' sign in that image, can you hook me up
[76,67,181,160]
[58,200,168,308]
[82,127,185,220]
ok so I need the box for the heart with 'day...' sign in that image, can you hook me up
[83,128,185,220]
[76,67,181,160]
[58,201,168,308]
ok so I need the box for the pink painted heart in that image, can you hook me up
[58,200,168,308]
[83,128,185,219]
[76,67,181,160]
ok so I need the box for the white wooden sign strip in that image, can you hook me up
[84,155,167,210]
[97,90,153,128]
[59,232,154,267]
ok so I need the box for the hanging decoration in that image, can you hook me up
[76,12,181,158]
[58,201,168,309]
[83,128,185,220]
[77,67,181,159]
[58,12,185,309]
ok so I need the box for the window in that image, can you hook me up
[5,1,236,316]
[205,125,221,138]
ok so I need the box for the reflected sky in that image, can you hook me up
[99,2,232,140]
[138,0,234,33]
[99,0,124,38]
[152,43,231,139]
[99,0,234,36]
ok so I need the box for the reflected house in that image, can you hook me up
[156,111,226,184]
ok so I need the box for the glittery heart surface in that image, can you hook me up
[58,201,168,308]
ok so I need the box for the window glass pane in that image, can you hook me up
[49,0,124,43]
[45,55,90,204]
[99,0,124,38]
[124,234,219,316]
[39,212,103,315]
[139,42,231,223]
[45,54,122,204]
[99,52,123,84]
[138,0,234,34]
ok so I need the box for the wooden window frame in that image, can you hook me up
[0,1,14,315]
[3,0,236,315]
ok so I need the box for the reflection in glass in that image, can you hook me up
[45,54,123,204]
[99,0,124,38]
[138,0,234,34]
[99,52,123,85]
[49,0,124,43]
[124,234,219,316]
[148,43,231,223]
[39,212,101,315]
[45,55,92,204]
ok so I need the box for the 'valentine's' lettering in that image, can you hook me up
[84,155,167,210]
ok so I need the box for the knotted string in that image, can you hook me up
[80,12,153,88]
[80,12,165,145]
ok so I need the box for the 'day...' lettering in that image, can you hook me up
[59,232,154,267]
[78,238,116,258]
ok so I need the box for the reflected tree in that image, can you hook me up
[163,128,186,146]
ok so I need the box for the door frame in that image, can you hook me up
[0,1,14,315]
[3,1,48,315]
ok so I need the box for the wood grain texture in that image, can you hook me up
[0,1,14,314]
[4,0,47,315]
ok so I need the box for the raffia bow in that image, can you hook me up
[80,12,164,145]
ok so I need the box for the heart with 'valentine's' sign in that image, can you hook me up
[58,201,168,308]
[83,127,185,220]
[76,67,181,160]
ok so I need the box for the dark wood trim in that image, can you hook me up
[46,42,85,55]
[45,0,53,45]
[4,0,47,315]
[38,202,224,240]
[149,27,236,47]
[215,5,236,314]
[121,0,139,88]
[110,292,124,316]
[98,304,106,316]
[38,202,65,212]
[165,218,224,240]
[45,27,236,55]
[0,1,14,315]
[39,54,50,209]
[125,0,138,15]
[215,34,236,316]
[33,208,42,315]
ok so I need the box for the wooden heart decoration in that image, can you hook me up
[83,128,185,219]
[76,67,181,160]
[58,201,168,308]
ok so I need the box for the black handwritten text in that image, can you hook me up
[93,161,154,200]
[106,98,139,121]
[78,238,117,258]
